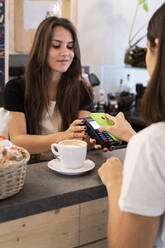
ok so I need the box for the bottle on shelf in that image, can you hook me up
[124,73,131,93]
[119,78,124,93]
[97,89,106,112]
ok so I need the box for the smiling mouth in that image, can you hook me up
[57,60,70,63]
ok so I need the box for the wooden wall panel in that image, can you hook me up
[78,239,108,248]
[0,205,79,248]
[9,0,14,54]
[9,0,78,53]
[0,198,108,248]
[62,0,71,20]
[11,0,77,53]
[79,197,108,246]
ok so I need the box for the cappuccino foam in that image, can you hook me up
[61,141,85,147]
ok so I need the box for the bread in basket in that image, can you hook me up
[0,137,30,200]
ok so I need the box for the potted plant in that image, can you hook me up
[124,0,148,67]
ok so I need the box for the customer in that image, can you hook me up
[98,3,165,248]
[3,17,93,161]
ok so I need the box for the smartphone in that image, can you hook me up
[90,113,119,141]
[82,117,120,148]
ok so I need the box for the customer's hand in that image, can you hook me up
[99,112,136,142]
[65,119,87,140]
[98,157,123,189]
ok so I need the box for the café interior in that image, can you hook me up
[0,0,164,247]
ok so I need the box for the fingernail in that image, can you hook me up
[109,146,115,151]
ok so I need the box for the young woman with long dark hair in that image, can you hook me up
[4,17,93,161]
[98,3,165,247]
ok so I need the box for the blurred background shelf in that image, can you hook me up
[100,65,149,96]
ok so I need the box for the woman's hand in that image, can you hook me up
[99,112,136,143]
[89,138,109,151]
[98,156,123,189]
[65,119,87,140]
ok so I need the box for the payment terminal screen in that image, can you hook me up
[89,120,100,130]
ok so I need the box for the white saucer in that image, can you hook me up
[48,159,95,176]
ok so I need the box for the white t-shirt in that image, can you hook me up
[40,101,62,161]
[119,122,165,247]
[41,101,61,135]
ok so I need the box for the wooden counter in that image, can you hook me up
[0,149,126,248]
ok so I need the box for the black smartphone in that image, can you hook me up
[82,117,120,148]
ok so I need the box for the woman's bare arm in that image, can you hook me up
[78,110,91,118]
[8,111,86,154]
[98,157,161,248]
[106,182,161,248]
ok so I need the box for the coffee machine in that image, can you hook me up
[107,91,135,115]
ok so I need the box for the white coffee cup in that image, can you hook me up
[51,140,87,169]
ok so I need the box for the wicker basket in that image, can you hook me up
[0,147,30,200]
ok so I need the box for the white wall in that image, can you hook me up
[77,0,164,80]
